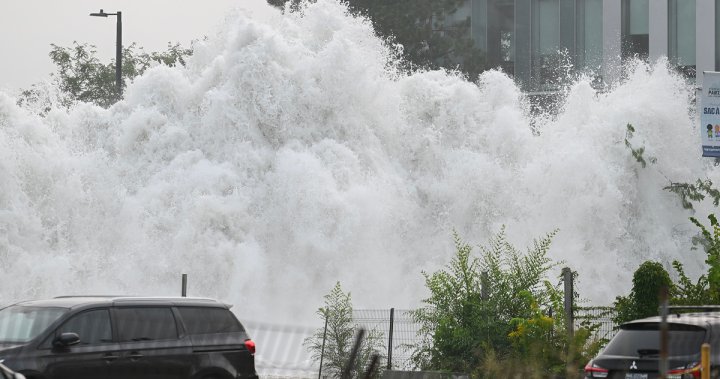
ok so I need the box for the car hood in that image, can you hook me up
[0,343,24,354]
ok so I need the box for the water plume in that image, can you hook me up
[0,0,711,323]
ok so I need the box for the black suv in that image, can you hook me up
[0,296,257,379]
[584,312,720,379]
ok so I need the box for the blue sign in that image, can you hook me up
[701,71,720,157]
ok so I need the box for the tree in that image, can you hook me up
[304,282,385,379]
[267,0,487,79]
[624,123,720,212]
[672,260,710,306]
[687,214,720,303]
[411,228,569,375]
[17,41,192,111]
[613,261,673,325]
[622,125,720,306]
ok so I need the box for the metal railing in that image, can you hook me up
[247,305,618,378]
[574,305,618,341]
[353,309,421,370]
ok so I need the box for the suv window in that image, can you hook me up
[603,322,706,356]
[177,307,243,334]
[0,306,67,343]
[115,307,178,341]
[57,309,112,345]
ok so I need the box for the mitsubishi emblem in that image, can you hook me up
[630,361,638,370]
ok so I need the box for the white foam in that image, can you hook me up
[0,0,712,323]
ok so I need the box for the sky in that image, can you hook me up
[0,0,276,92]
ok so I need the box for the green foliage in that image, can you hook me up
[410,232,486,372]
[623,123,720,211]
[476,322,604,379]
[48,42,119,108]
[304,282,385,379]
[505,275,605,378]
[671,260,710,305]
[688,215,720,302]
[624,123,657,169]
[665,180,720,211]
[17,41,192,111]
[267,0,487,79]
[411,228,603,377]
[610,217,720,317]
[619,122,720,306]
[613,261,673,325]
[507,290,565,375]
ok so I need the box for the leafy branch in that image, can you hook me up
[624,123,656,168]
[624,123,719,211]
[665,180,720,210]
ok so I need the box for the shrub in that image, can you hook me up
[613,261,673,325]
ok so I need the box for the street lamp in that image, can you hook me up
[89,9,122,97]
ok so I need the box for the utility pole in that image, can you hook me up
[89,9,123,97]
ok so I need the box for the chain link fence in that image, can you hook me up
[574,306,617,342]
[245,320,317,378]
[246,305,617,378]
[245,309,422,378]
[352,309,422,370]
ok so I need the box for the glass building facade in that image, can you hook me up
[668,0,696,76]
[621,0,649,62]
[466,0,717,90]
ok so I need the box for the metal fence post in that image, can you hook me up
[481,271,489,301]
[318,310,328,379]
[562,267,574,337]
[562,267,575,376]
[660,287,669,379]
[387,308,394,370]
[363,354,380,379]
[481,270,489,345]
[181,274,187,297]
[342,329,365,379]
[702,343,710,379]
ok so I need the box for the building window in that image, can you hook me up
[576,0,603,75]
[488,0,515,75]
[532,0,561,89]
[622,0,649,62]
[669,0,696,77]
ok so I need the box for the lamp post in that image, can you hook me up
[89,9,122,97]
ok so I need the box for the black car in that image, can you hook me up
[584,312,720,379]
[0,296,257,379]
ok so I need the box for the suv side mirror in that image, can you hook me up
[53,333,80,348]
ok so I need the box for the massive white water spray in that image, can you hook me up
[0,0,714,324]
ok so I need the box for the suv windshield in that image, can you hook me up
[603,322,706,357]
[0,305,67,343]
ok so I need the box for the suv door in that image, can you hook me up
[176,306,256,378]
[36,308,120,379]
[111,306,193,379]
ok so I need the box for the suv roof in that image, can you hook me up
[623,312,720,328]
[12,296,229,309]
